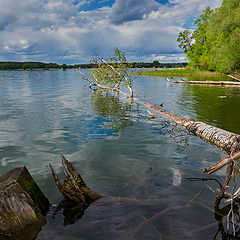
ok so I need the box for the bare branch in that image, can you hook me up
[186,177,223,188]
[203,151,240,174]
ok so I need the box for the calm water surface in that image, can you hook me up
[0,70,240,239]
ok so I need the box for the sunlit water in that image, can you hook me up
[1,70,240,239]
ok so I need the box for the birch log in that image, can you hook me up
[133,98,240,171]
[228,75,240,81]
[174,80,240,86]
[130,97,240,201]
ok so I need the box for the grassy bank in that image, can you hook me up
[132,68,224,77]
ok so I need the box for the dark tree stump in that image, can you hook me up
[0,167,50,238]
[49,155,101,207]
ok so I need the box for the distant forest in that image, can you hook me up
[0,62,62,70]
[0,61,187,70]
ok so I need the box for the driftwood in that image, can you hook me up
[228,75,240,82]
[174,80,240,86]
[0,167,50,239]
[49,155,101,207]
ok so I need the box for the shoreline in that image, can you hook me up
[132,68,225,77]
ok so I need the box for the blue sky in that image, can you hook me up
[77,0,172,11]
[0,0,223,64]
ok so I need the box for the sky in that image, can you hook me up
[0,0,223,64]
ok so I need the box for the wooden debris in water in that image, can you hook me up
[49,155,101,207]
[0,167,50,238]
[174,80,240,86]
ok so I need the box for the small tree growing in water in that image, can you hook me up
[89,48,134,98]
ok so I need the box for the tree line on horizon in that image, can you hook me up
[0,61,187,71]
[0,62,62,70]
[177,0,240,73]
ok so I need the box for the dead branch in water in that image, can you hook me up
[135,98,240,204]
[49,155,101,207]
[228,75,240,82]
[186,177,223,189]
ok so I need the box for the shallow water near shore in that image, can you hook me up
[1,70,240,239]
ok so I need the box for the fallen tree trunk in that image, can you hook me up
[134,97,240,199]
[100,59,134,98]
[174,80,240,86]
[134,97,240,154]
[0,167,50,239]
[81,67,240,173]
[79,61,240,203]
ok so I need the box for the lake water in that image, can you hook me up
[1,70,240,239]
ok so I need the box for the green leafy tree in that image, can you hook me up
[90,48,133,98]
[91,91,133,133]
[62,64,67,70]
[177,29,193,54]
[181,7,213,70]
[206,0,240,72]
[152,61,160,68]
[190,7,213,69]
[178,0,240,73]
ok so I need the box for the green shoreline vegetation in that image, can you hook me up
[176,0,240,74]
[1,61,237,79]
[132,68,225,77]
[136,0,240,78]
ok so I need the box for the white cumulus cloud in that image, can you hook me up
[0,0,223,63]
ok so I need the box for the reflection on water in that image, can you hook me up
[55,199,86,226]
[214,203,240,239]
[0,70,239,239]
[177,83,240,133]
[91,90,133,133]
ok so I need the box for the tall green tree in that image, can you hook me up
[177,29,193,54]
[177,0,240,73]
[206,0,240,72]
[177,7,213,70]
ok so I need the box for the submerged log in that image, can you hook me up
[49,155,101,207]
[0,167,50,238]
